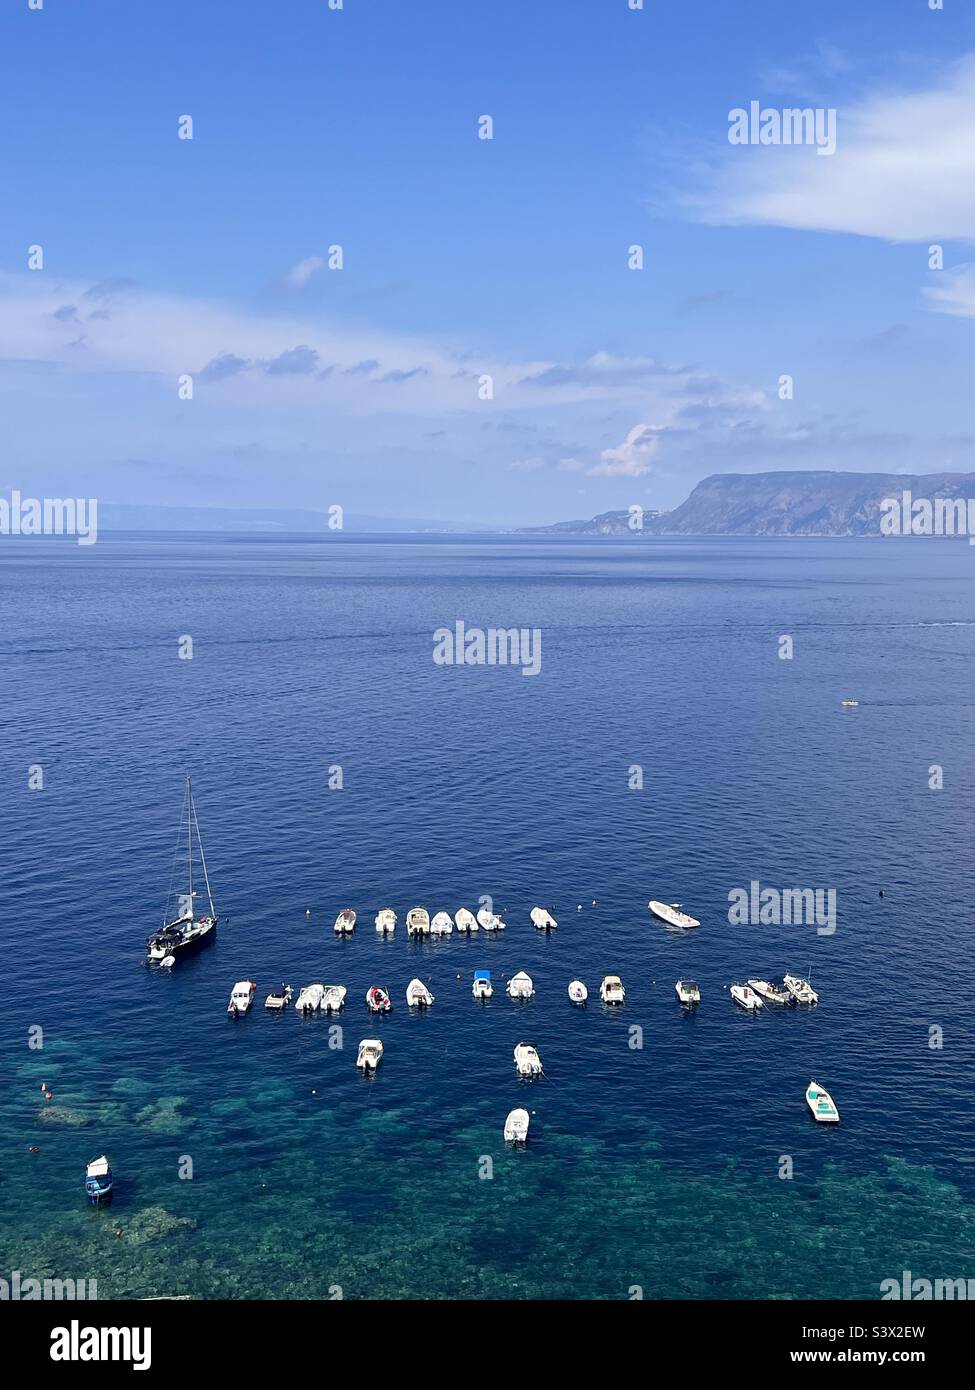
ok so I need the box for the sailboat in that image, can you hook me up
[146,778,218,963]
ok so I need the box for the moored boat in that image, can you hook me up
[227,980,256,1017]
[730,983,763,1011]
[806,1080,839,1123]
[472,969,493,999]
[406,906,430,937]
[264,983,293,1010]
[295,983,326,1013]
[455,908,478,932]
[513,1043,543,1077]
[333,908,356,935]
[84,1155,113,1205]
[599,974,625,1005]
[530,907,557,931]
[477,907,506,931]
[406,978,434,1007]
[647,900,701,929]
[356,1039,383,1072]
[675,979,700,1006]
[322,984,347,1013]
[568,979,588,1004]
[747,978,794,1006]
[784,973,819,1004]
[504,1108,530,1143]
[375,908,396,934]
[841,698,859,708]
[430,911,454,935]
[366,985,392,1013]
[506,971,535,1000]
[146,778,218,964]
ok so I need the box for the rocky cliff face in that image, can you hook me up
[522,471,975,536]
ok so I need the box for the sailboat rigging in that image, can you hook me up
[146,777,218,963]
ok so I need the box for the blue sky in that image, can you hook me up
[2,0,974,524]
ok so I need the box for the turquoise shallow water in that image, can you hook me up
[0,535,973,1298]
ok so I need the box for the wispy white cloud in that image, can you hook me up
[924,261,975,317]
[282,256,326,290]
[679,53,975,243]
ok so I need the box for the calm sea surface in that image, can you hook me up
[0,534,973,1299]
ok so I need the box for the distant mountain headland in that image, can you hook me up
[520,470,975,537]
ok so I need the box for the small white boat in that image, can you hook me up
[513,1043,543,1077]
[159,954,176,969]
[366,985,392,1013]
[568,979,588,1004]
[356,1039,384,1072]
[747,978,794,1006]
[806,1080,839,1123]
[599,975,625,1005]
[406,978,434,1008]
[675,979,700,1006]
[227,980,256,1017]
[322,984,347,1013]
[295,982,325,1013]
[430,911,454,935]
[648,900,701,929]
[730,984,763,1011]
[472,969,493,999]
[455,908,478,932]
[333,907,356,935]
[504,1108,530,1143]
[406,906,430,937]
[375,908,396,934]
[841,698,859,708]
[530,906,557,931]
[784,973,819,1004]
[506,971,535,1000]
[477,907,506,931]
[264,983,292,1010]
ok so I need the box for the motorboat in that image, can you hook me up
[264,983,292,1010]
[530,907,557,931]
[675,979,700,1006]
[747,978,794,1006]
[472,969,493,999]
[322,984,347,1013]
[506,971,535,1000]
[477,907,506,931]
[784,974,819,1004]
[647,900,701,929]
[504,1108,530,1143]
[730,984,763,1011]
[599,975,625,1005]
[227,980,256,1017]
[84,1155,113,1205]
[146,777,218,963]
[431,911,454,935]
[333,908,356,935]
[375,908,396,934]
[295,982,326,1013]
[455,908,478,932]
[366,985,392,1013]
[356,1039,384,1072]
[841,698,859,708]
[406,978,434,1008]
[406,906,430,937]
[568,979,588,1004]
[806,1080,839,1123]
[513,1043,543,1077]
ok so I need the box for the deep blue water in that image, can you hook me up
[1,534,973,1299]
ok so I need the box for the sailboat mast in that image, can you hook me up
[186,776,193,908]
[191,787,217,919]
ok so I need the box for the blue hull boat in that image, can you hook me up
[84,1155,113,1205]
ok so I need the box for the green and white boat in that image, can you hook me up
[806,1080,839,1123]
